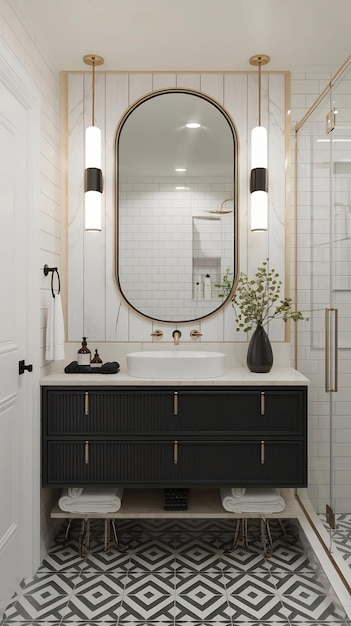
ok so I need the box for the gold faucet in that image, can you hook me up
[172,329,182,345]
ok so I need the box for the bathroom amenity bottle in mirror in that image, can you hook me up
[77,337,91,366]
[194,281,202,300]
[91,348,103,367]
[204,274,212,299]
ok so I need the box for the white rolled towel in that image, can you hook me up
[67,488,84,498]
[220,487,285,513]
[231,487,246,498]
[58,487,124,513]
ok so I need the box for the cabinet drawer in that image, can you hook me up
[43,386,306,436]
[44,389,172,435]
[43,439,306,487]
[174,440,306,486]
[176,389,306,434]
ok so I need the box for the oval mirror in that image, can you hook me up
[116,88,238,323]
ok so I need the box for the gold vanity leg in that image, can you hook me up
[64,518,73,543]
[222,518,246,552]
[242,518,249,549]
[103,518,129,552]
[111,519,129,552]
[260,517,273,558]
[79,519,90,558]
[277,518,298,545]
[104,518,110,550]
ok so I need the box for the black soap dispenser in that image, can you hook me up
[77,337,91,366]
[91,348,103,368]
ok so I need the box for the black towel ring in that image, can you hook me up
[43,264,61,297]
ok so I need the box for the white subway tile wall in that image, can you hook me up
[118,178,233,320]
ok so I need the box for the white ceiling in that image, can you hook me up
[17,0,351,74]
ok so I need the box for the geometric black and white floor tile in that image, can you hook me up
[1,518,350,626]
[320,512,351,570]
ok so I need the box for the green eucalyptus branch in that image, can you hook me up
[216,259,308,333]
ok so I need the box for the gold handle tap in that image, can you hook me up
[190,329,203,338]
[150,329,163,338]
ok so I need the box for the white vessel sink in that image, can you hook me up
[126,350,226,379]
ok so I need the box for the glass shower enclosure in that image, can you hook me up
[295,55,351,585]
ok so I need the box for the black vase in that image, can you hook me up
[247,322,273,373]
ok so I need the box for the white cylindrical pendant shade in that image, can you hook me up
[85,190,102,231]
[85,126,101,169]
[251,126,267,169]
[251,190,268,231]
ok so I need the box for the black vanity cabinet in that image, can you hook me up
[41,385,307,488]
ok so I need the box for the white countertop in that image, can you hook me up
[41,342,309,386]
[40,365,309,386]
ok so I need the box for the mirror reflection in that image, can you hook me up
[116,89,238,323]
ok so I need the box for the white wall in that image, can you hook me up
[66,70,288,343]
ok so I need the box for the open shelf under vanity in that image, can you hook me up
[50,487,298,520]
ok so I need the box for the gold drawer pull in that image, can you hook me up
[85,440,89,464]
[260,392,265,415]
[260,440,265,464]
[173,392,178,416]
[173,440,178,464]
[85,392,89,416]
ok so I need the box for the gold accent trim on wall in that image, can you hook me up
[60,70,69,336]
[284,71,291,343]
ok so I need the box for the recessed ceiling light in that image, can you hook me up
[175,168,186,172]
[186,122,201,129]
[176,186,188,190]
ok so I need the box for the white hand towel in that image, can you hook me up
[220,487,285,513]
[45,293,65,361]
[58,487,124,513]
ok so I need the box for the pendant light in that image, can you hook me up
[83,54,104,231]
[249,54,270,231]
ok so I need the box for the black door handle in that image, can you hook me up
[19,360,33,375]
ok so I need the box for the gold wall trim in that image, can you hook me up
[284,72,291,342]
[62,70,287,76]
[293,128,298,368]
[60,71,68,336]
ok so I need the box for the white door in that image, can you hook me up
[0,44,40,615]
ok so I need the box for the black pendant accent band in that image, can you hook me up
[250,167,268,193]
[85,167,103,193]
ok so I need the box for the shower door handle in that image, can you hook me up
[325,307,338,392]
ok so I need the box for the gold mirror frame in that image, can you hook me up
[115,88,239,324]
